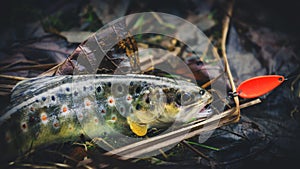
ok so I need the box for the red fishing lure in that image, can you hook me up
[236,75,285,99]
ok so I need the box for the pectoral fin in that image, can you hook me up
[127,117,148,136]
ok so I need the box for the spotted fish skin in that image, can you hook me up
[0,74,212,163]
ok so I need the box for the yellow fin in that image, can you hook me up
[127,117,148,136]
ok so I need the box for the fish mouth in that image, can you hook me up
[185,96,213,110]
[177,96,213,122]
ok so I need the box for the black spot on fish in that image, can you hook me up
[130,81,134,86]
[142,81,147,87]
[22,123,27,129]
[145,97,150,104]
[136,104,142,110]
[166,97,173,104]
[156,93,161,100]
[120,106,125,113]
[135,86,142,93]
[74,91,79,96]
[176,92,182,105]
[42,96,47,101]
[66,87,70,92]
[29,115,36,123]
[176,93,181,101]
[51,95,56,101]
[107,82,112,87]
[129,107,134,113]
[103,132,107,137]
[96,86,102,93]
[117,85,123,92]
[83,86,87,91]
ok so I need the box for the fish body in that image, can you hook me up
[0,74,212,163]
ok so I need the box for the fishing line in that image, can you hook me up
[284,74,300,81]
[281,67,300,81]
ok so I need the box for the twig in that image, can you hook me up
[220,0,240,117]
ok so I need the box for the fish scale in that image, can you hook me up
[0,74,212,163]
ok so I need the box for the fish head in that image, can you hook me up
[128,82,212,136]
[174,85,213,123]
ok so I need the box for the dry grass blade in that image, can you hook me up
[220,0,240,122]
[53,163,72,168]
[0,84,15,95]
[38,57,74,77]
[12,163,58,169]
[45,150,79,163]
[0,74,28,81]
[0,84,15,89]
[201,72,225,89]
[0,60,39,71]
[0,63,57,73]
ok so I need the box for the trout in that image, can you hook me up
[0,74,212,163]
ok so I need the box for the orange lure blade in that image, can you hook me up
[236,75,285,99]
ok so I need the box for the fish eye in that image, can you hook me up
[182,93,192,102]
[199,89,205,95]
[176,92,193,105]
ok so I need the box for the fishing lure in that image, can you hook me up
[0,74,212,163]
[236,75,285,98]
